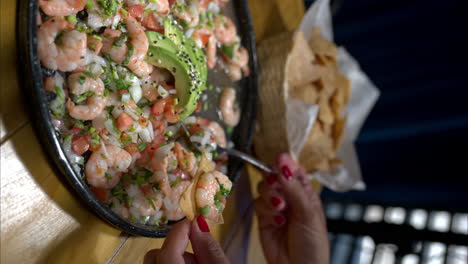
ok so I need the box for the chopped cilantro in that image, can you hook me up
[105,172,112,180]
[214,200,223,211]
[75,91,94,103]
[137,142,147,152]
[147,197,156,210]
[65,15,77,25]
[199,205,210,216]
[170,176,181,187]
[78,75,86,85]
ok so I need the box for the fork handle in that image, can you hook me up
[217,146,275,174]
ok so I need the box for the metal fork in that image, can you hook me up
[180,123,274,174]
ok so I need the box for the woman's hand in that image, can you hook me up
[254,153,329,264]
[144,216,229,264]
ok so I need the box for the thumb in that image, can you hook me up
[189,216,229,264]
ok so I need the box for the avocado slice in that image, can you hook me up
[145,31,202,119]
[163,18,207,89]
[144,23,207,120]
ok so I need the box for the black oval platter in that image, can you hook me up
[17,0,258,237]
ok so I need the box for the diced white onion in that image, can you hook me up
[87,13,104,29]
[129,84,142,103]
[111,14,121,29]
[123,105,139,120]
[207,2,220,13]
[146,3,159,10]
[121,93,131,102]
[165,125,179,136]
[169,89,177,94]
[155,142,174,162]
[147,121,154,139]
[105,119,119,137]
[111,107,124,119]
[142,106,151,118]
[185,28,194,38]
[138,127,152,143]
[184,116,196,124]
[158,85,169,98]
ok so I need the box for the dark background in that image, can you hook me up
[305,0,468,210]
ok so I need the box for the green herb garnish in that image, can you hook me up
[199,205,210,216]
[137,142,147,152]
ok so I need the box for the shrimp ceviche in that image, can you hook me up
[37,0,248,226]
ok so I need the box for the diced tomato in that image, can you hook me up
[72,134,90,155]
[90,186,110,203]
[151,118,167,134]
[116,112,134,131]
[169,0,177,6]
[152,133,166,147]
[136,151,151,166]
[195,102,202,113]
[189,124,204,135]
[200,34,210,46]
[198,0,210,9]
[87,37,103,54]
[142,12,164,33]
[197,117,211,126]
[151,99,167,116]
[128,4,144,21]
[118,90,129,96]
[139,184,152,195]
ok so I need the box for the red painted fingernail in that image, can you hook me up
[266,175,277,185]
[197,216,210,233]
[274,215,286,225]
[271,196,282,208]
[282,166,293,180]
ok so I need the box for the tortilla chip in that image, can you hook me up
[318,96,334,125]
[299,123,334,172]
[329,158,342,168]
[332,117,347,152]
[289,82,320,104]
[309,28,338,59]
[286,32,320,88]
[331,83,345,117]
[179,153,213,221]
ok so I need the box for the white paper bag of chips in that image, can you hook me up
[291,0,380,191]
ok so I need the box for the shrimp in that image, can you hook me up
[224,46,249,81]
[174,2,199,27]
[163,180,191,221]
[195,171,232,222]
[132,185,164,216]
[219,87,240,127]
[37,17,87,72]
[149,149,177,197]
[86,145,132,188]
[207,121,227,148]
[39,0,86,16]
[125,15,153,77]
[154,0,170,16]
[206,35,217,69]
[174,142,198,176]
[66,72,108,120]
[101,29,128,64]
[214,16,238,45]
[192,27,212,48]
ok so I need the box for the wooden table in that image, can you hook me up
[0,0,305,263]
